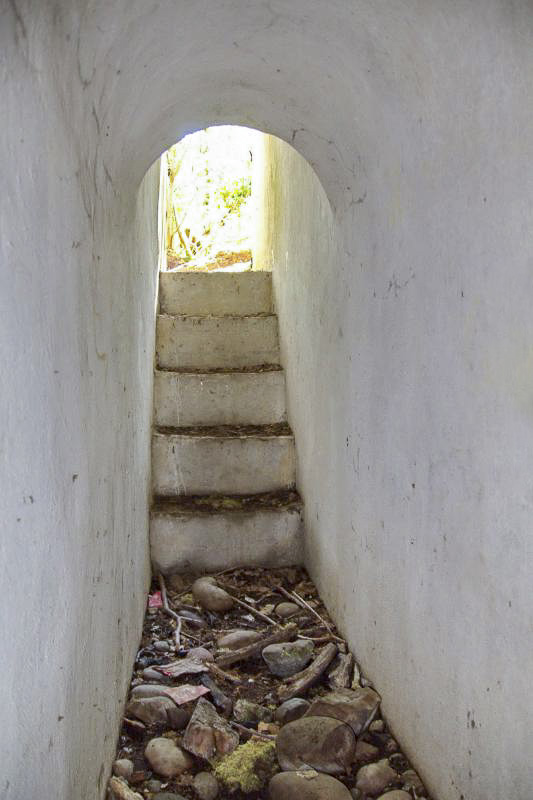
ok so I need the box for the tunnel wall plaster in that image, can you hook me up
[1,3,533,799]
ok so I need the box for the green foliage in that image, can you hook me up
[218,177,252,216]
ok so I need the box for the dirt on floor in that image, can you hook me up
[109,567,429,800]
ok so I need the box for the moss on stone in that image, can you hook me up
[213,738,277,793]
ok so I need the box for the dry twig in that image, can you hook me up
[278,642,338,701]
[276,585,344,643]
[158,573,182,649]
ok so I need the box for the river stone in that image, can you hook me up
[142,667,170,684]
[269,770,352,800]
[217,629,262,650]
[154,640,171,652]
[276,715,356,775]
[126,696,188,729]
[234,698,272,724]
[193,771,219,800]
[131,684,168,699]
[275,698,310,725]
[263,639,315,677]
[377,793,411,800]
[145,737,194,778]
[355,760,398,796]
[183,698,239,760]
[305,687,380,735]
[192,578,234,612]
[355,740,379,763]
[188,646,214,662]
[112,758,134,779]
[275,601,300,618]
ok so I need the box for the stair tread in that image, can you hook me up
[155,364,283,375]
[157,312,276,320]
[152,489,303,515]
[153,422,293,438]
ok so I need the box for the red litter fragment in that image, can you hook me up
[148,591,163,608]
[164,684,210,705]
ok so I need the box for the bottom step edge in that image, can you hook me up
[150,502,304,574]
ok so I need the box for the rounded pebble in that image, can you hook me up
[193,771,219,800]
[145,737,194,778]
[192,578,234,612]
[112,758,134,779]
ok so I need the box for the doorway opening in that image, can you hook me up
[162,126,265,274]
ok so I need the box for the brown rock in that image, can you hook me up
[275,601,301,618]
[126,697,188,729]
[305,687,380,735]
[183,698,239,760]
[269,770,352,800]
[355,759,398,796]
[217,629,262,650]
[276,715,356,775]
[355,740,379,763]
[144,737,194,778]
[192,578,233,612]
[377,793,412,800]
[275,698,310,725]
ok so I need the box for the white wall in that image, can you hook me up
[0,8,159,798]
[2,2,533,799]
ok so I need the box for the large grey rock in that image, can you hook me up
[126,696,188,729]
[263,639,314,677]
[183,698,239,760]
[192,578,234,612]
[305,687,380,735]
[217,629,263,650]
[269,770,352,800]
[234,698,272,724]
[275,698,310,725]
[145,737,194,778]
[355,760,398,796]
[193,771,219,800]
[276,715,356,775]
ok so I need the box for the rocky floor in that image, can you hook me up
[108,567,430,800]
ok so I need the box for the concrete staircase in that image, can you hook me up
[150,271,304,574]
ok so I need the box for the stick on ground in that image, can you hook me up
[278,642,338,701]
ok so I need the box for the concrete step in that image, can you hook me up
[156,314,280,370]
[159,271,272,316]
[153,368,287,427]
[150,492,304,573]
[152,425,296,496]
